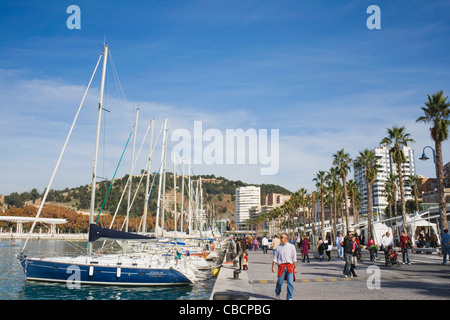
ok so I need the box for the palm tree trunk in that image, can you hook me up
[342,175,349,234]
[320,193,325,239]
[396,160,407,233]
[368,182,374,240]
[333,193,337,241]
[435,141,448,230]
[313,193,317,245]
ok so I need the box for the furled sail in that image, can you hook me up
[88,224,155,242]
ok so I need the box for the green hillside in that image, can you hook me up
[2,174,292,221]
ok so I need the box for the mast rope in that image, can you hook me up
[21,51,104,253]
[95,130,133,224]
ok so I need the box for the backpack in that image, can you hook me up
[406,239,413,249]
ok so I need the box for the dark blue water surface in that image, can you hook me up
[0,239,215,300]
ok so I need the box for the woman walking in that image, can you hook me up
[301,235,310,263]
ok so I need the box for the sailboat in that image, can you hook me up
[17,44,198,286]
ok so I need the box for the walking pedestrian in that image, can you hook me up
[301,235,310,263]
[343,231,354,278]
[431,232,438,249]
[253,237,258,251]
[262,236,269,254]
[238,237,246,270]
[271,235,281,258]
[350,235,358,278]
[317,237,325,261]
[243,251,249,270]
[441,229,450,265]
[399,231,411,265]
[325,236,332,261]
[272,233,297,300]
[336,232,344,259]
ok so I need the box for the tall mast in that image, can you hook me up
[155,117,168,237]
[188,163,192,235]
[126,107,139,232]
[88,44,108,255]
[142,119,154,233]
[173,151,177,238]
[181,159,185,233]
[200,177,204,233]
[161,129,168,237]
[198,178,205,243]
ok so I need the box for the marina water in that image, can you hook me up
[0,239,216,300]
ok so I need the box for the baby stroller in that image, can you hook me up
[385,245,400,267]
[369,245,380,261]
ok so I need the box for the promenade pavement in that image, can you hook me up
[210,247,450,300]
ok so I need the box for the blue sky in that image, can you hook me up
[1,0,449,195]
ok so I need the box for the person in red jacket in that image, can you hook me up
[399,231,411,265]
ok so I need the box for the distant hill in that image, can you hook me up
[1,173,292,221]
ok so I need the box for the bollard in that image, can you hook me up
[233,269,241,279]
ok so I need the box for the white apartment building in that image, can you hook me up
[235,186,261,230]
[354,146,416,217]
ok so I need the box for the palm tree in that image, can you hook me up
[347,179,361,227]
[326,167,340,240]
[304,193,312,235]
[408,175,423,214]
[287,191,299,234]
[333,149,352,234]
[384,173,398,230]
[354,149,381,240]
[416,90,450,230]
[313,171,327,238]
[296,188,308,234]
[270,206,283,236]
[311,191,317,244]
[380,126,415,232]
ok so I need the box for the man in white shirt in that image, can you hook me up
[261,236,269,254]
[272,233,297,300]
[381,232,394,249]
[381,232,394,264]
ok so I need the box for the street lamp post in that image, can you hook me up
[419,146,444,236]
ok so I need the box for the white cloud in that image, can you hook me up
[1,68,449,197]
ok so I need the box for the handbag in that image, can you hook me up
[352,256,358,266]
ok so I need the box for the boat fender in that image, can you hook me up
[89,265,94,277]
[116,267,121,278]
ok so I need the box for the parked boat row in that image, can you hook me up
[16,44,227,287]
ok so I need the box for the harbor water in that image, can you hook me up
[0,239,216,300]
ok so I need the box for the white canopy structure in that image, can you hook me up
[0,216,67,234]
[395,213,440,245]
[361,221,392,245]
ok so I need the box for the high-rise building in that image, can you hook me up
[235,186,260,229]
[444,161,450,188]
[354,146,416,216]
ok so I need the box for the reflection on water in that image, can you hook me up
[0,239,215,300]
[18,280,211,300]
